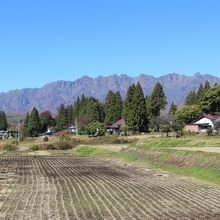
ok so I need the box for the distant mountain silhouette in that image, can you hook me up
[0,73,219,113]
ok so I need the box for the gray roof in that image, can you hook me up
[109,119,126,129]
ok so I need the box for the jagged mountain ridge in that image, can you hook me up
[0,73,220,113]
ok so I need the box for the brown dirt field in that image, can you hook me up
[0,156,219,219]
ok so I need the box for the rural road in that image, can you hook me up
[0,156,219,219]
[172,147,220,153]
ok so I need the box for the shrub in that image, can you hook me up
[85,122,105,135]
[111,136,136,144]
[10,139,19,145]
[207,128,213,136]
[45,144,57,150]
[57,131,71,142]
[183,130,197,136]
[3,143,17,151]
[56,142,72,150]
[30,145,40,151]
[30,142,74,151]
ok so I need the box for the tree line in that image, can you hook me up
[18,81,167,137]
[55,82,167,134]
[2,80,218,137]
[174,81,220,124]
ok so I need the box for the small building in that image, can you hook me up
[68,126,77,135]
[108,119,126,131]
[184,114,220,133]
[0,131,8,139]
[47,126,56,135]
[184,124,200,133]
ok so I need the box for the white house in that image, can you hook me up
[185,114,220,133]
[68,126,77,135]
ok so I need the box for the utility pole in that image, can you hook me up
[75,117,78,136]
[17,120,21,142]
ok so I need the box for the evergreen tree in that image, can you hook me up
[123,83,148,132]
[73,96,81,119]
[196,84,204,101]
[132,82,148,132]
[80,94,87,116]
[123,84,136,129]
[21,113,30,137]
[86,97,105,123]
[72,95,105,126]
[66,105,74,126]
[185,90,197,105]
[104,90,123,125]
[169,102,178,116]
[147,82,167,117]
[28,107,40,137]
[0,111,8,131]
[204,80,211,92]
[196,81,211,103]
[56,104,68,131]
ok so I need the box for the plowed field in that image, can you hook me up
[0,156,219,220]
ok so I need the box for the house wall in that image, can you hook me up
[184,124,200,133]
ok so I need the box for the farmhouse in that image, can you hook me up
[47,126,56,134]
[0,131,8,139]
[109,118,126,131]
[184,114,220,133]
[68,125,77,134]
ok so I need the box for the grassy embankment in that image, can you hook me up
[70,135,220,184]
[0,139,19,152]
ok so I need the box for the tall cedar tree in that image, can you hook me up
[28,107,40,137]
[196,84,204,101]
[123,84,136,129]
[22,113,30,137]
[169,102,178,116]
[104,91,123,125]
[86,97,105,123]
[73,96,81,119]
[132,82,148,132]
[71,95,105,126]
[196,81,211,103]
[185,90,197,105]
[123,83,148,132]
[200,80,211,102]
[203,80,211,92]
[0,111,8,130]
[66,105,74,126]
[147,82,167,117]
[80,94,87,116]
[56,104,68,131]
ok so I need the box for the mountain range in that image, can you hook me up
[1,73,220,113]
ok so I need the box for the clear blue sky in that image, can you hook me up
[0,0,220,92]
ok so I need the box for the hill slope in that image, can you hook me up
[0,73,219,113]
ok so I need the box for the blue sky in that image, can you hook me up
[0,0,220,92]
